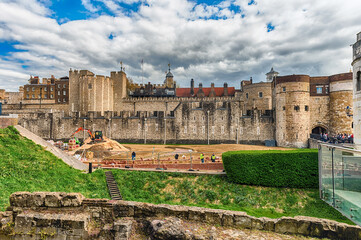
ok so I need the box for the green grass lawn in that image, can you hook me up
[0,126,109,210]
[0,126,353,225]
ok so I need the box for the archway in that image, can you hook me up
[312,126,327,134]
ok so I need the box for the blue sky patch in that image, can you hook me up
[267,22,275,32]
[0,41,26,56]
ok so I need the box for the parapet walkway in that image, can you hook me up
[15,125,88,171]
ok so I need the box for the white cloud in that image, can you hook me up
[0,0,361,91]
[81,0,100,13]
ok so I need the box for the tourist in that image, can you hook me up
[175,153,179,160]
[211,153,216,162]
[200,153,204,163]
[132,151,136,160]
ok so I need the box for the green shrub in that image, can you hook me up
[222,149,318,188]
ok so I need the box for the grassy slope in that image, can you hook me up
[0,126,109,210]
[0,126,352,224]
[111,170,352,224]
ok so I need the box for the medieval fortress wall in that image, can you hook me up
[2,65,354,147]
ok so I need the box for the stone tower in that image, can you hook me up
[352,31,361,144]
[164,64,174,88]
[328,73,353,136]
[266,67,279,82]
[69,69,81,113]
[111,70,127,112]
[274,75,310,148]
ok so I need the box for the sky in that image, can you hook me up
[0,0,360,91]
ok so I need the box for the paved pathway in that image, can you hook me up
[15,125,88,172]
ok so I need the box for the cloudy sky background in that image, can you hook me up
[0,0,360,91]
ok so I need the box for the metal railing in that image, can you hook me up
[319,143,361,225]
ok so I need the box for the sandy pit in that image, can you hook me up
[70,138,292,161]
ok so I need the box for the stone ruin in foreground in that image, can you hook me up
[0,192,360,239]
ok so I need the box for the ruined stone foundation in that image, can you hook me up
[0,192,360,239]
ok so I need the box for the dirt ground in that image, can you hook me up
[123,143,290,153]
[116,143,292,160]
[70,138,292,161]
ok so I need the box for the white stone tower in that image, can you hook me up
[352,31,361,144]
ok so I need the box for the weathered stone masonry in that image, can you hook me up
[1,192,360,239]
[2,69,353,147]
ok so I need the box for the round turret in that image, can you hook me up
[352,31,361,144]
[328,73,353,136]
[274,75,310,148]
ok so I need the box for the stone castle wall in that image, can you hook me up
[1,192,360,239]
[10,100,274,144]
[241,82,272,113]
[309,96,330,133]
[1,68,355,148]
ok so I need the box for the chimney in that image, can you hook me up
[190,79,194,95]
[250,77,253,84]
[223,83,228,96]
[197,83,205,97]
[209,83,216,97]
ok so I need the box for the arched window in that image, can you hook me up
[357,71,361,91]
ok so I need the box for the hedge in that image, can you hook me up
[222,149,319,188]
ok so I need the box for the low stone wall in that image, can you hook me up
[309,138,321,149]
[0,114,18,128]
[1,192,360,239]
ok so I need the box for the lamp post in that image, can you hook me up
[144,117,147,144]
[83,119,86,141]
[164,118,167,145]
[207,110,210,145]
[39,87,42,109]
[236,117,239,144]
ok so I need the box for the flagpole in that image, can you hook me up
[141,59,144,85]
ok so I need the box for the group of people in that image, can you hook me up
[320,132,354,144]
[176,153,217,163]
